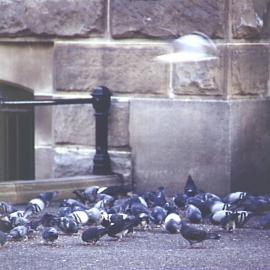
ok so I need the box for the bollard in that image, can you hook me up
[91,86,112,175]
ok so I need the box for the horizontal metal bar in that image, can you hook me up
[0,98,94,106]
[0,108,33,113]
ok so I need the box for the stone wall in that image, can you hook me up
[0,0,270,195]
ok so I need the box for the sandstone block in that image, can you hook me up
[173,45,225,96]
[111,0,226,39]
[53,147,132,182]
[0,43,53,94]
[230,100,270,193]
[54,44,169,96]
[229,45,269,96]
[130,99,231,196]
[0,0,106,37]
[35,146,54,179]
[231,0,270,39]
[53,100,129,148]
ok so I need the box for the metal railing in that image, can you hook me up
[0,85,112,175]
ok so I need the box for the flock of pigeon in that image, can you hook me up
[0,175,270,248]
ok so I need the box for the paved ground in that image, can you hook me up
[1,203,270,270]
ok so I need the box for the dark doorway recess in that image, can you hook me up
[0,82,34,181]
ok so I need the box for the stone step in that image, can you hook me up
[0,175,128,204]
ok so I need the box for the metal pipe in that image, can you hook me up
[91,86,112,175]
[0,98,93,106]
[0,86,112,176]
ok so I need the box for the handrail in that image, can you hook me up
[0,85,112,175]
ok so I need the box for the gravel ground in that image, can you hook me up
[1,204,270,270]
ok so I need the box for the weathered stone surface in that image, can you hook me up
[54,147,93,177]
[0,42,53,93]
[111,0,226,39]
[230,100,270,194]
[35,104,53,145]
[229,45,269,96]
[53,100,129,147]
[232,0,270,39]
[0,0,106,37]
[173,45,225,96]
[108,100,130,148]
[53,147,132,182]
[53,104,94,146]
[54,44,169,96]
[130,99,231,196]
[35,146,54,179]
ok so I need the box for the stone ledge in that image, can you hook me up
[0,174,129,204]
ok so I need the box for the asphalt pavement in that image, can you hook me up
[1,207,270,270]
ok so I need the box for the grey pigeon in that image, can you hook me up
[180,221,220,247]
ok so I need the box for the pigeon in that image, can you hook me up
[184,175,198,197]
[40,213,58,227]
[180,221,220,247]
[154,186,167,207]
[9,225,32,241]
[220,212,239,232]
[155,32,218,63]
[150,206,167,226]
[0,202,17,216]
[173,193,188,208]
[42,227,58,244]
[97,185,131,198]
[203,192,222,203]
[76,186,99,203]
[23,191,58,217]
[211,210,232,224]
[164,201,179,215]
[106,215,135,240]
[60,199,88,210]
[186,197,207,215]
[81,227,108,245]
[67,210,89,225]
[0,230,7,246]
[141,191,157,208]
[186,204,202,223]
[230,196,269,214]
[234,211,252,227]
[85,207,103,225]
[164,213,181,234]
[128,203,150,217]
[208,201,230,214]
[0,219,12,233]
[9,211,29,227]
[223,192,247,204]
[57,217,79,234]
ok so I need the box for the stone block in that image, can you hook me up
[53,147,132,182]
[230,100,270,194]
[111,0,226,39]
[35,102,53,146]
[53,104,94,146]
[231,0,270,39]
[35,146,54,179]
[53,100,129,148]
[54,44,170,96]
[0,42,53,94]
[130,99,231,196]
[173,45,226,96]
[0,0,106,37]
[54,147,93,178]
[229,45,269,96]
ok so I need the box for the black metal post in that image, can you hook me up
[91,86,112,175]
